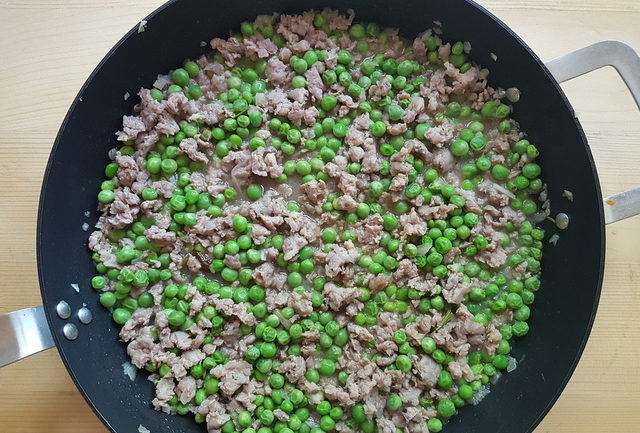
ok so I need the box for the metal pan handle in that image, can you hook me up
[0,306,54,367]
[545,41,640,224]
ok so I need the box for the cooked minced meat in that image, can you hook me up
[88,10,545,433]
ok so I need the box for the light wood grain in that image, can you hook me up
[0,1,638,432]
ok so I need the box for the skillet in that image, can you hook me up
[1,1,639,432]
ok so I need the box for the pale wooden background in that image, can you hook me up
[0,0,638,432]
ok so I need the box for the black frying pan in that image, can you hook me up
[2,0,639,432]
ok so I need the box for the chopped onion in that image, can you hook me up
[138,425,150,433]
[70,283,79,293]
[470,385,491,405]
[255,129,271,140]
[200,40,207,47]
[489,182,516,199]
[123,92,130,101]
[254,93,267,107]
[417,243,431,256]
[506,356,518,373]
[82,222,89,231]
[274,310,292,329]
[463,41,472,54]
[168,174,178,185]
[230,176,243,196]
[153,74,171,90]
[147,373,160,384]
[107,148,117,160]
[562,190,574,202]
[539,184,548,202]
[490,52,498,61]
[122,361,137,381]
[533,205,551,223]
[432,20,442,27]
[533,213,547,223]
[419,29,433,40]
[548,233,560,246]
[137,20,147,34]
[490,371,502,384]
[84,210,90,217]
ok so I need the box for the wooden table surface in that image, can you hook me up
[1,0,639,432]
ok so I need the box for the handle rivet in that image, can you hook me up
[56,301,71,319]
[555,212,570,229]
[506,87,520,102]
[62,323,78,340]
[77,307,92,324]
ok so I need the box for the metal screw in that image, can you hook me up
[56,301,71,319]
[77,307,92,324]
[62,323,78,340]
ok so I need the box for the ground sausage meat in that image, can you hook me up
[91,10,544,433]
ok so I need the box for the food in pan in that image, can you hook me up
[88,9,544,433]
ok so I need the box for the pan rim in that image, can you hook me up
[465,1,606,431]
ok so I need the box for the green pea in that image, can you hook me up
[446,102,462,118]
[233,214,249,232]
[370,121,387,137]
[260,342,277,358]
[320,415,335,432]
[247,184,264,201]
[388,104,404,121]
[221,267,238,282]
[386,394,402,410]
[322,228,337,243]
[427,418,443,432]
[269,373,285,389]
[286,271,302,287]
[491,164,510,181]
[99,292,116,308]
[112,308,131,325]
[395,354,412,372]
[168,310,186,327]
[438,369,454,389]
[293,58,308,74]
[337,49,353,66]
[318,359,335,376]
[437,399,456,418]
[450,139,469,157]
[97,189,115,203]
[305,369,320,383]
[172,68,189,86]
[188,85,203,99]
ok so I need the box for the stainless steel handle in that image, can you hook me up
[545,41,640,224]
[0,306,55,368]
